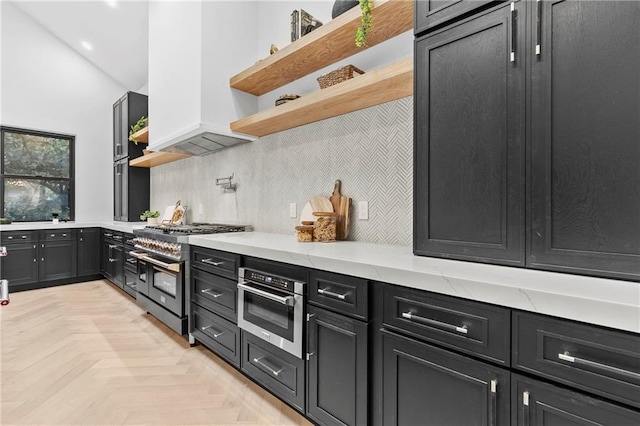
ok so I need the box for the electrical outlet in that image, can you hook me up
[289,203,297,218]
[358,201,369,220]
[198,204,203,215]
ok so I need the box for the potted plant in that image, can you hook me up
[129,116,148,144]
[355,0,373,47]
[140,210,160,225]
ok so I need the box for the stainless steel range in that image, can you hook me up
[131,223,251,336]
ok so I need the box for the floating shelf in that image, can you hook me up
[230,0,414,96]
[129,151,191,168]
[230,57,413,137]
[129,126,149,143]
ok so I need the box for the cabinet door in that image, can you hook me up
[383,329,510,426]
[307,305,368,426]
[512,374,640,426]
[39,240,77,281]
[111,245,124,288]
[78,228,100,276]
[113,98,123,161]
[529,0,640,280]
[415,0,495,35]
[0,242,38,287]
[113,161,123,221]
[414,1,525,266]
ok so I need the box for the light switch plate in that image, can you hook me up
[289,203,297,218]
[358,201,369,220]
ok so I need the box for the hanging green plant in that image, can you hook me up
[355,0,373,47]
[128,116,148,144]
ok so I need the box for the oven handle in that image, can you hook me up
[238,282,294,307]
[129,251,181,273]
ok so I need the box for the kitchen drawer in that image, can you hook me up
[124,245,137,272]
[241,330,305,413]
[512,373,640,425]
[309,269,368,320]
[192,303,240,367]
[1,230,36,244]
[191,246,239,280]
[123,233,136,246]
[123,268,137,298]
[415,0,496,35]
[40,229,76,241]
[383,284,510,365]
[191,268,237,322]
[102,229,123,243]
[513,311,640,409]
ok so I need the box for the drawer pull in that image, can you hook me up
[7,236,13,240]
[200,325,224,338]
[201,288,223,298]
[253,356,284,377]
[558,352,640,380]
[21,235,27,239]
[523,391,530,426]
[489,380,497,426]
[126,258,137,265]
[401,312,468,334]
[201,258,224,266]
[62,233,67,237]
[317,288,347,300]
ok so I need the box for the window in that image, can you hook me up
[1,126,74,222]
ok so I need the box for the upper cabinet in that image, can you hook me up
[147,0,257,155]
[414,0,495,35]
[414,0,640,281]
[113,91,148,161]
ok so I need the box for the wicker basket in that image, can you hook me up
[317,64,365,89]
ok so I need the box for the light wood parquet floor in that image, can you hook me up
[0,280,313,426]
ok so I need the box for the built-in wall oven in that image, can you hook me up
[237,267,306,358]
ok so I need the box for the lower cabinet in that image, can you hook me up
[382,329,510,426]
[38,230,77,282]
[191,303,240,367]
[77,228,100,276]
[306,305,368,426]
[0,242,38,287]
[512,374,640,426]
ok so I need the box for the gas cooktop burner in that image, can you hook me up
[143,223,251,235]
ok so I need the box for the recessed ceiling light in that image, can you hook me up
[104,0,117,8]
[81,41,93,51]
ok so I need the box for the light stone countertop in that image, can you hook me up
[0,221,146,234]
[188,232,640,334]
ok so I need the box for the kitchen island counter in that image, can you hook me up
[189,232,640,333]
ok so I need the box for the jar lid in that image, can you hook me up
[312,211,338,216]
[295,225,314,231]
[301,221,315,225]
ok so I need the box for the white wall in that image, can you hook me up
[0,2,125,222]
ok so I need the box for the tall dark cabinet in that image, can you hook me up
[113,91,149,222]
[414,0,640,281]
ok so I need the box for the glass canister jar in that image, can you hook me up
[295,225,314,242]
[312,212,338,242]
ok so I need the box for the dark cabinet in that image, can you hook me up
[113,91,149,222]
[38,231,77,282]
[306,305,368,426]
[0,242,38,287]
[414,1,525,266]
[414,0,640,280]
[382,329,510,426]
[529,0,640,280]
[101,230,124,288]
[113,91,147,162]
[512,374,640,425]
[77,228,100,276]
[415,0,495,35]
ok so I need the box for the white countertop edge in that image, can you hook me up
[188,232,640,334]
[0,221,147,233]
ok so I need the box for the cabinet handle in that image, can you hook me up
[7,236,13,240]
[201,258,224,266]
[80,238,84,242]
[62,233,67,237]
[535,0,542,56]
[510,2,517,63]
[51,234,55,238]
[253,356,284,377]
[200,325,224,338]
[522,391,530,426]
[21,235,26,239]
[104,233,113,238]
[401,311,468,334]
[489,380,497,426]
[41,258,45,262]
[317,288,348,300]
[558,352,640,380]
[201,288,223,298]
[306,352,314,361]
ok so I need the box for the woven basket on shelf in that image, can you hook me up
[317,64,365,89]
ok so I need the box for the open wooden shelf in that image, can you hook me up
[129,126,149,143]
[230,57,413,137]
[230,0,413,96]
[129,151,191,168]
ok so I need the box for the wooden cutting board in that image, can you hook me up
[329,180,342,213]
[310,195,333,213]
[339,196,351,239]
[300,202,315,223]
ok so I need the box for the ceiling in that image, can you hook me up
[11,0,149,91]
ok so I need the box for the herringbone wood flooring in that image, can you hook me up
[0,280,312,426]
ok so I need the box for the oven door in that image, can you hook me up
[237,280,304,358]
[131,251,184,317]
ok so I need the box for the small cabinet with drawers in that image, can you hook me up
[306,270,369,426]
[190,246,242,367]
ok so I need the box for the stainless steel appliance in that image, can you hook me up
[237,267,306,358]
[131,223,251,336]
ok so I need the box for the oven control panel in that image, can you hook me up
[243,268,295,293]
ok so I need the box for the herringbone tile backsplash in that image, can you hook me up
[151,97,413,245]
